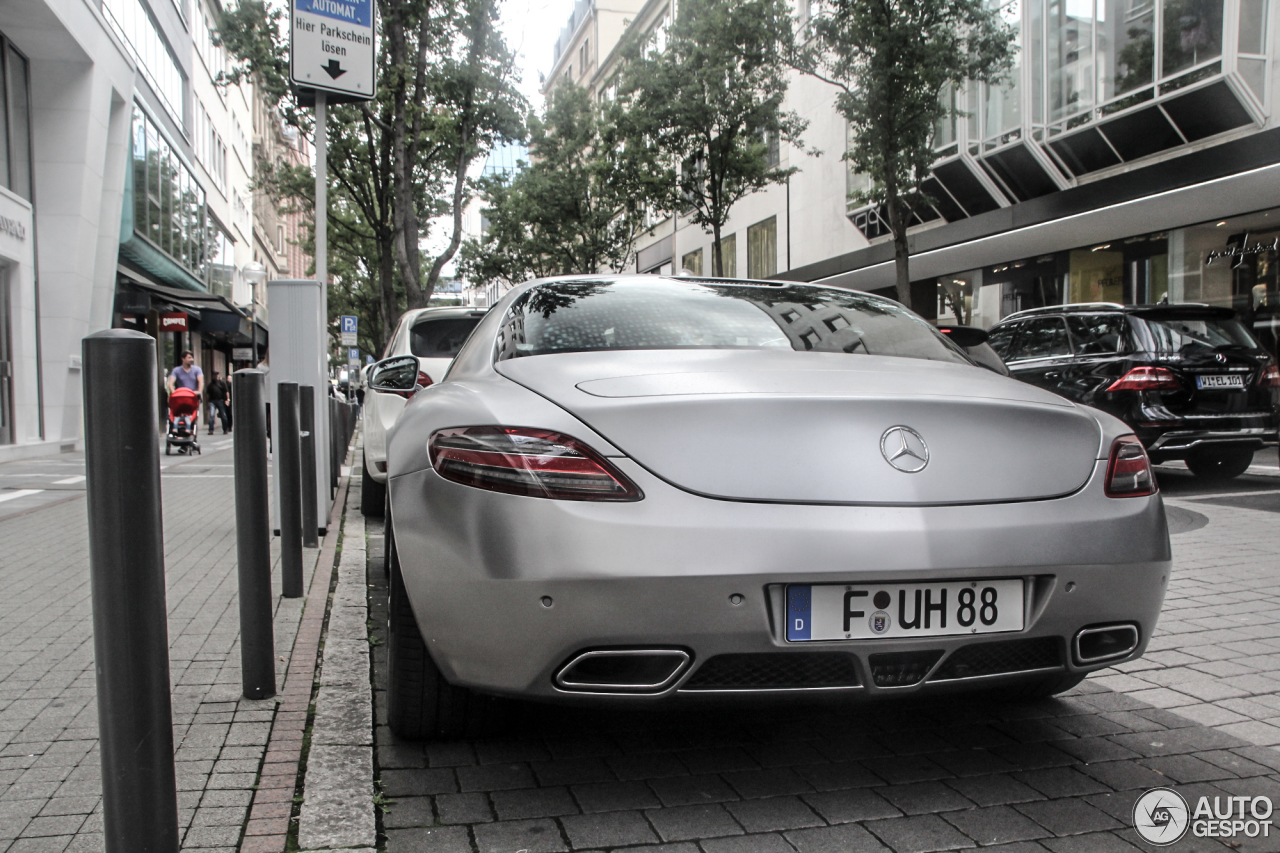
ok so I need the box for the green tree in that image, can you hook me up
[459,83,665,287]
[217,0,524,351]
[798,0,1015,308]
[616,0,808,276]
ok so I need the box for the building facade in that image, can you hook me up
[544,0,1280,359]
[0,0,306,460]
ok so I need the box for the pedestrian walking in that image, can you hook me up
[206,371,232,434]
[167,351,204,397]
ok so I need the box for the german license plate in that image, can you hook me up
[1196,374,1245,390]
[786,580,1024,641]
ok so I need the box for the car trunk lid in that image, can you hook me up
[496,350,1102,505]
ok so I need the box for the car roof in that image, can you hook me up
[999,302,1236,323]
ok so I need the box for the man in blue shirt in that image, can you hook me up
[167,350,204,396]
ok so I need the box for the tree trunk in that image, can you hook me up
[422,132,471,305]
[884,190,912,311]
[387,3,424,308]
[377,236,397,345]
[711,222,722,276]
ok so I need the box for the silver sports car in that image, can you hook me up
[373,276,1170,739]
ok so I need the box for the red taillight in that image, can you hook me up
[1105,435,1157,498]
[429,427,643,501]
[1106,367,1181,392]
[1260,364,1280,388]
[417,371,433,388]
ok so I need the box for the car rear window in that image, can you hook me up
[1141,315,1260,352]
[410,316,482,358]
[496,278,971,365]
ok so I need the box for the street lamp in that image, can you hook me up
[241,262,268,365]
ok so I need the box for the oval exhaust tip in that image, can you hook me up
[555,649,692,693]
[1074,624,1140,664]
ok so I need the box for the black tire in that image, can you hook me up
[386,542,489,740]
[361,452,386,517]
[1186,447,1253,481]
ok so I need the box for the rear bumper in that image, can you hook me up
[389,459,1171,701]
[1142,426,1278,455]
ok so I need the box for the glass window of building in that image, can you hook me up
[0,36,33,201]
[130,105,213,284]
[1236,0,1268,100]
[102,0,185,122]
[747,217,777,279]
[717,233,736,278]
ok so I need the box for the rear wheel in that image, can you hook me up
[360,452,386,517]
[387,540,490,740]
[1186,447,1253,481]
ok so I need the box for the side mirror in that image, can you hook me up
[937,325,989,348]
[369,355,426,398]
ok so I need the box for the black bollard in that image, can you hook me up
[232,369,276,700]
[329,397,339,493]
[82,330,180,853]
[299,385,319,548]
[277,382,304,598]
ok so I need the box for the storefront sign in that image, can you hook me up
[0,215,26,242]
[1207,233,1280,268]
[232,347,255,361]
[160,312,189,332]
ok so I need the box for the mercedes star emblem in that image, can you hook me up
[880,426,929,473]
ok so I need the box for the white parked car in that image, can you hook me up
[361,306,488,515]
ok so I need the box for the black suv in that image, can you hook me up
[988,303,1280,480]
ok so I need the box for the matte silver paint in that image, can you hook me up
[385,276,1171,702]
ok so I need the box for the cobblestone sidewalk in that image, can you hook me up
[365,471,1280,853]
[0,444,327,852]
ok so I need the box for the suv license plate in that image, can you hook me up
[1196,374,1245,389]
[786,580,1024,641]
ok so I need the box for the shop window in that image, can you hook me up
[1069,246,1124,303]
[681,248,703,276]
[717,233,737,278]
[747,217,777,279]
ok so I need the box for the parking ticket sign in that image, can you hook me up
[340,315,358,346]
[290,0,376,100]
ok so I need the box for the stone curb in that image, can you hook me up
[298,481,376,849]
[238,462,352,853]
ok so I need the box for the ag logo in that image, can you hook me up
[1134,787,1189,845]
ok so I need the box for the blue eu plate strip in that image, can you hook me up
[786,585,812,641]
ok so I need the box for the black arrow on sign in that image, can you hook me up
[323,59,347,79]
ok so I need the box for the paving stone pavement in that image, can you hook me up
[0,443,325,852]
[365,466,1280,853]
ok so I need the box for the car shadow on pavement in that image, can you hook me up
[363,521,1280,853]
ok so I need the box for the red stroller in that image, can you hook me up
[166,387,201,455]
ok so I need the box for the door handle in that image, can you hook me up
[1044,371,1061,379]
